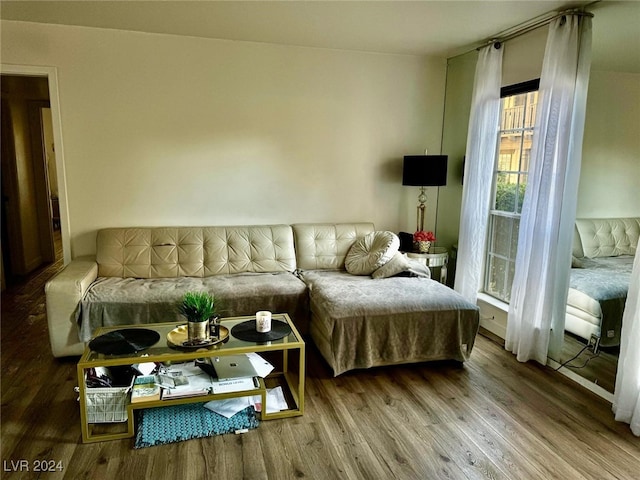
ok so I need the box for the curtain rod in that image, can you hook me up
[472,5,596,52]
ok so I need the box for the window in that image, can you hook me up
[484,80,539,302]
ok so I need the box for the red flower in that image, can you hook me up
[413,231,436,242]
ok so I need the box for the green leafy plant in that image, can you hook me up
[178,291,216,322]
[495,182,527,212]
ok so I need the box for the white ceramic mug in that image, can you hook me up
[256,311,272,333]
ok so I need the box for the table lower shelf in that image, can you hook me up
[82,372,302,443]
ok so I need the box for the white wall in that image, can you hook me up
[501,26,547,87]
[578,70,640,218]
[1,21,446,256]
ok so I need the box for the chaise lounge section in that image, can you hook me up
[292,223,480,375]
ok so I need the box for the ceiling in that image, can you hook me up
[1,1,639,72]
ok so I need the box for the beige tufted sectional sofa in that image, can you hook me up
[46,223,480,375]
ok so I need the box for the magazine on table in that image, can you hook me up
[159,356,270,399]
[160,362,214,400]
[204,386,288,418]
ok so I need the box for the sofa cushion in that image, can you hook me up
[291,223,375,270]
[345,231,399,276]
[78,272,309,341]
[96,225,297,278]
[371,252,410,279]
[571,255,584,268]
[573,218,639,258]
[403,258,433,279]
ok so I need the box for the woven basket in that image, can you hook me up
[85,387,130,423]
[83,375,134,423]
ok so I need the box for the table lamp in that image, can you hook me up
[402,155,448,232]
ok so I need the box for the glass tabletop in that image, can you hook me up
[80,313,302,364]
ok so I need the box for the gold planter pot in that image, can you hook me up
[414,241,431,253]
[187,319,210,342]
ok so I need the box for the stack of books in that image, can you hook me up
[156,354,269,400]
[130,375,162,403]
[160,363,216,400]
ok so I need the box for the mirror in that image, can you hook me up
[439,1,638,396]
[555,1,640,393]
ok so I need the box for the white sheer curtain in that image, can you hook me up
[613,250,640,436]
[454,44,503,303]
[506,14,592,363]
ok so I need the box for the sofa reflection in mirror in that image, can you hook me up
[565,217,639,350]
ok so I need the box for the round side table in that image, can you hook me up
[406,247,448,284]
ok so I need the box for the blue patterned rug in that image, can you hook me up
[134,403,259,448]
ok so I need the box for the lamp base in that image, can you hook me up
[416,186,427,232]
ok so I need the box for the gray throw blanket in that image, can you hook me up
[298,270,480,375]
[569,255,633,347]
[77,272,309,342]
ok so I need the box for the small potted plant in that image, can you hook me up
[178,291,216,343]
[413,231,436,253]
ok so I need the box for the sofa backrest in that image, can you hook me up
[573,218,639,259]
[96,225,297,278]
[292,223,375,270]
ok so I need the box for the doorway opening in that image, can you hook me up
[1,74,61,289]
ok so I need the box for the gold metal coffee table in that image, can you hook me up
[77,313,305,443]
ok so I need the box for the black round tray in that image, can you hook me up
[231,320,292,342]
[89,328,160,355]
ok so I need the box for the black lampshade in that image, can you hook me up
[402,155,448,186]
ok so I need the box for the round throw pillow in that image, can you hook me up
[345,231,400,276]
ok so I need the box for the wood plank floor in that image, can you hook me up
[559,332,619,393]
[1,255,639,480]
